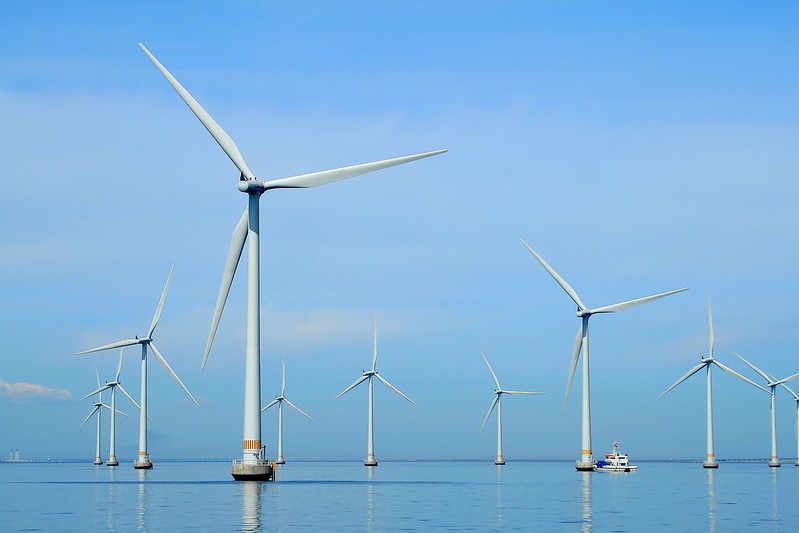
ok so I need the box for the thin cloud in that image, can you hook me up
[0,379,72,402]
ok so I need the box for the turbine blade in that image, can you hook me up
[707,290,715,357]
[116,384,141,411]
[80,405,100,428]
[591,288,688,314]
[520,240,586,310]
[780,382,799,401]
[202,209,248,370]
[481,395,499,431]
[714,360,770,393]
[284,398,316,422]
[263,150,447,190]
[81,384,111,401]
[775,372,799,386]
[115,348,124,382]
[480,350,501,390]
[260,398,280,412]
[372,315,378,373]
[77,338,140,356]
[95,367,101,389]
[732,352,771,383]
[138,44,256,179]
[281,354,286,397]
[660,362,706,397]
[114,408,134,419]
[374,373,419,407]
[148,262,175,339]
[563,322,584,412]
[334,375,368,400]
[503,390,545,395]
[150,342,200,406]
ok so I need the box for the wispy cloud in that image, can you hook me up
[0,380,72,401]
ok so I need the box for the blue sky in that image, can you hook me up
[1,1,798,462]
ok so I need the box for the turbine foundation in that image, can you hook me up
[768,459,781,468]
[134,456,154,470]
[702,460,719,469]
[107,457,119,467]
[495,457,505,466]
[364,454,378,467]
[575,460,594,472]
[93,459,103,466]
[275,456,286,465]
[231,460,274,481]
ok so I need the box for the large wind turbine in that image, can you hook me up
[77,263,198,469]
[81,349,138,466]
[261,355,315,465]
[480,350,543,465]
[335,318,418,466]
[733,353,799,467]
[661,292,768,468]
[138,44,444,480]
[79,369,108,465]
[779,383,799,467]
[521,240,687,470]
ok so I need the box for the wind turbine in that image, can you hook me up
[335,318,418,466]
[480,350,544,465]
[733,353,799,467]
[779,383,799,467]
[81,350,138,466]
[521,240,687,470]
[138,44,444,480]
[661,292,768,468]
[261,355,315,464]
[79,368,107,465]
[77,262,198,469]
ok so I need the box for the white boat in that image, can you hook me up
[594,442,637,472]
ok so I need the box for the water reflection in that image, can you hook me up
[137,470,148,532]
[706,469,717,533]
[366,467,375,531]
[106,467,117,531]
[580,471,592,532]
[770,467,779,526]
[241,482,263,532]
[495,465,504,530]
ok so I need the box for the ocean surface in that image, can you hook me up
[1,460,797,531]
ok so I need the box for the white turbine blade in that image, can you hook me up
[481,395,499,430]
[713,360,770,393]
[504,390,545,395]
[262,150,447,190]
[780,382,799,401]
[150,342,200,406]
[707,290,715,357]
[660,362,706,397]
[372,315,378,373]
[281,354,286,397]
[563,323,583,412]
[480,350,501,390]
[115,349,124,382]
[95,367,101,389]
[284,398,316,422]
[100,402,113,411]
[374,373,419,407]
[732,352,771,383]
[81,384,111,401]
[114,408,134,419]
[138,44,256,180]
[80,405,100,428]
[775,372,799,386]
[147,262,175,339]
[202,209,248,370]
[77,338,140,356]
[260,398,280,412]
[591,288,688,314]
[116,384,142,411]
[520,240,586,310]
[334,375,368,400]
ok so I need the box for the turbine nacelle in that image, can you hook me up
[576,308,591,318]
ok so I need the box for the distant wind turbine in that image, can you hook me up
[77,263,198,470]
[480,350,543,465]
[261,355,315,465]
[661,292,767,468]
[138,43,445,481]
[521,240,687,470]
[779,383,799,467]
[79,368,108,465]
[335,318,418,466]
[733,353,799,467]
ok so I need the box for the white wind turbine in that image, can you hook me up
[661,292,768,468]
[261,355,315,465]
[480,350,544,465]
[521,240,687,470]
[77,263,198,469]
[733,353,799,467]
[138,44,444,480]
[335,318,418,466]
[779,383,799,467]
[80,350,138,466]
[79,369,108,465]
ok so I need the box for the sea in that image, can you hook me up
[1,460,796,531]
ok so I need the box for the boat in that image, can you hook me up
[594,442,637,472]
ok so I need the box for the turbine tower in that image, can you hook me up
[480,350,543,465]
[261,355,315,464]
[138,44,444,480]
[79,368,107,465]
[335,318,418,466]
[78,263,198,469]
[661,292,767,468]
[733,353,799,467]
[82,349,138,466]
[779,383,799,467]
[521,240,687,471]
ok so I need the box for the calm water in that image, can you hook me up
[1,460,797,531]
